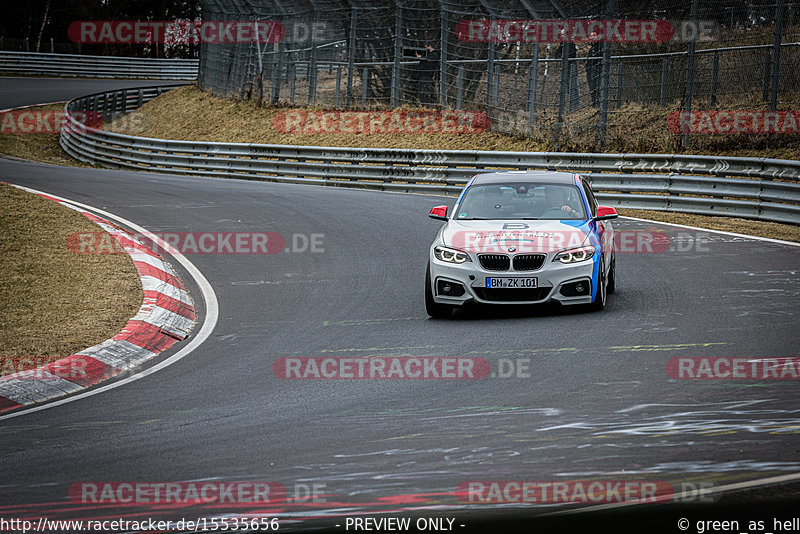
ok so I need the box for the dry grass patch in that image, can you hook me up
[116,85,800,160]
[0,183,141,376]
[0,104,93,167]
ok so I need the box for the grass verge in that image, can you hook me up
[117,85,800,159]
[1,93,797,243]
[0,104,93,167]
[0,182,141,377]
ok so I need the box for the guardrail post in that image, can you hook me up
[527,43,539,131]
[137,89,144,108]
[659,57,668,106]
[770,0,784,111]
[102,93,110,123]
[709,52,719,107]
[121,91,128,115]
[456,65,464,110]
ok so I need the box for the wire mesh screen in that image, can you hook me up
[197,0,800,147]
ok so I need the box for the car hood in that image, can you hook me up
[442,219,592,254]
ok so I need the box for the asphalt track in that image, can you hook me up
[1,78,799,533]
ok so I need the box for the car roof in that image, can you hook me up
[470,170,580,185]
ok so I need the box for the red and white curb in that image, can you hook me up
[0,185,197,412]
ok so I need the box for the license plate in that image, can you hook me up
[485,277,538,289]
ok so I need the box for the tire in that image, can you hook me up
[425,262,453,318]
[590,259,607,311]
[607,256,616,295]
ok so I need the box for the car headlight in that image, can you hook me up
[434,246,472,264]
[553,245,595,264]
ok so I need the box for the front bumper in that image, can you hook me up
[429,250,598,306]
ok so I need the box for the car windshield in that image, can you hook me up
[455,183,587,220]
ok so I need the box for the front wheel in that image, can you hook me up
[607,256,616,294]
[425,262,453,318]
[589,261,607,311]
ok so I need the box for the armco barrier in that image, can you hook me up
[0,51,197,80]
[60,84,800,225]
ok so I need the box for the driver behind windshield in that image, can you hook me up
[543,185,583,218]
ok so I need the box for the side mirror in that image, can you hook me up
[429,205,448,221]
[594,206,618,221]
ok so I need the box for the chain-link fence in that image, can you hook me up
[197,0,800,147]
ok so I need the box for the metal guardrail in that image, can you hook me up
[60,84,800,225]
[0,51,198,80]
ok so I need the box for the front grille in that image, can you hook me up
[473,287,551,302]
[478,254,510,271]
[512,254,546,271]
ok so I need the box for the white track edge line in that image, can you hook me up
[0,184,219,421]
[541,471,800,516]
[619,215,800,248]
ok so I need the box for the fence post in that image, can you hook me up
[527,42,539,130]
[615,60,623,109]
[440,4,448,107]
[486,42,495,109]
[762,48,772,102]
[308,14,319,105]
[335,65,342,107]
[361,67,368,106]
[456,65,464,110]
[345,7,357,107]
[391,6,402,107]
[596,0,615,146]
[493,64,501,106]
[709,52,719,107]
[290,64,296,104]
[770,0,784,111]
[659,57,668,106]
[682,0,699,148]
[556,41,569,138]
[271,41,284,105]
